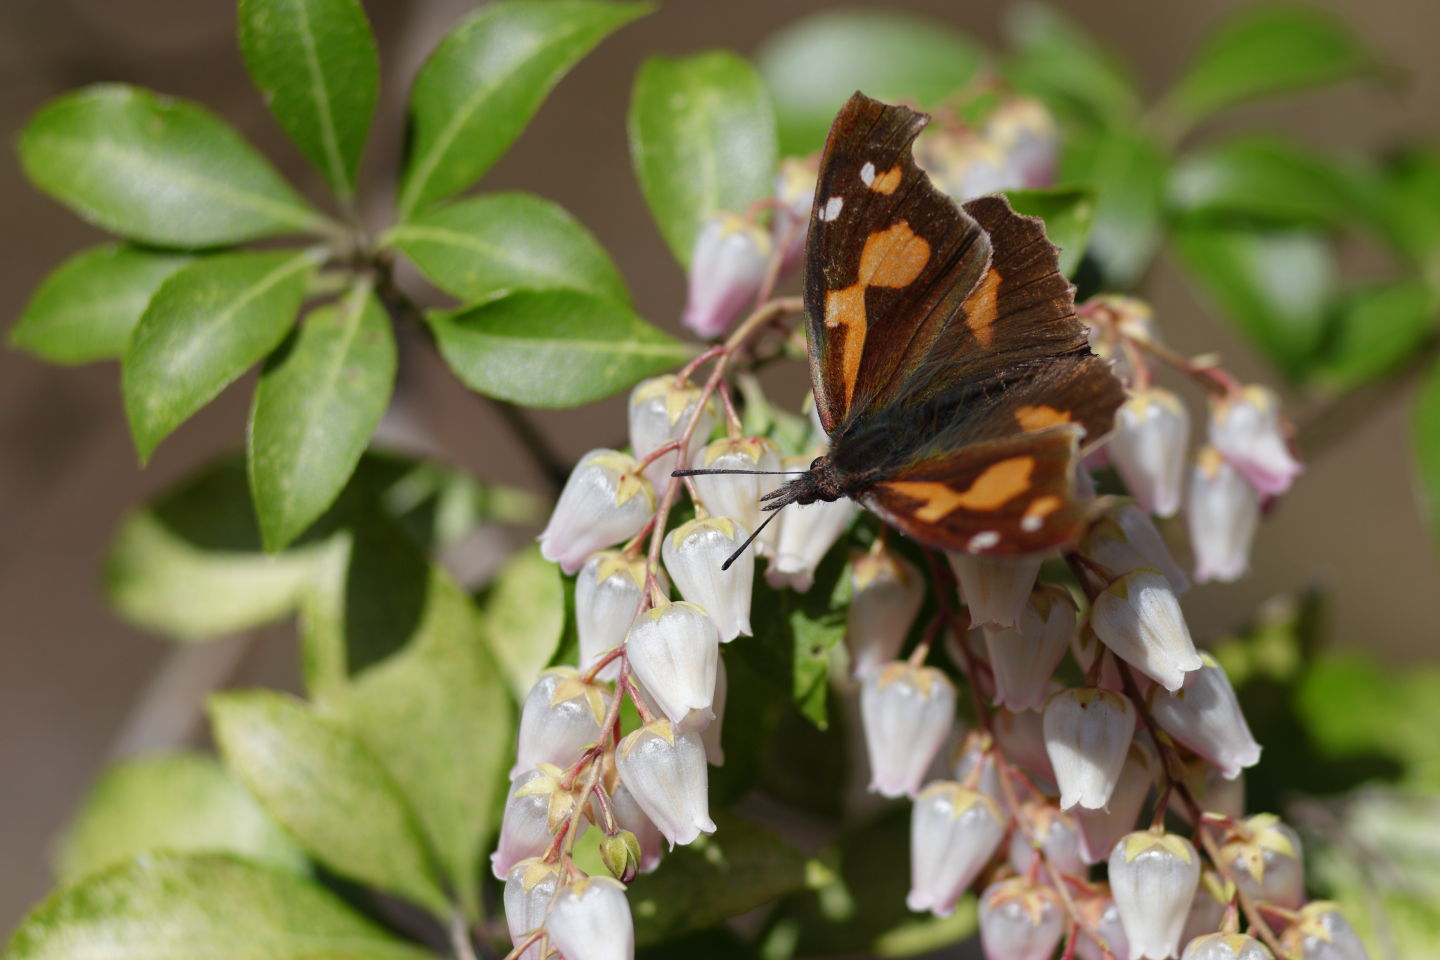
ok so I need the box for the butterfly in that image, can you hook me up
[759,92,1124,556]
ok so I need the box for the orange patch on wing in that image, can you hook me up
[963,268,1002,348]
[824,285,869,410]
[1014,405,1073,431]
[882,455,1036,522]
[1024,495,1062,521]
[869,165,903,194]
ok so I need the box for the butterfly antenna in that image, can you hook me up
[721,507,784,571]
[671,468,809,477]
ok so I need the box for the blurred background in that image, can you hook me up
[3,0,1439,936]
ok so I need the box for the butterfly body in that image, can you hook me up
[767,93,1125,556]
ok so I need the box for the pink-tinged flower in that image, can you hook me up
[545,875,634,960]
[1075,741,1158,864]
[1082,295,1155,388]
[769,457,856,592]
[1180,869,1232,947]
[994,706,1056,785]
[1071,627,1131,696]
[1044,687,1137,811]
[1219,814,1304,909]
[949,551,1043,627]
[1280,901,1371,960]
[606,782,663,874]
[978,877,1066,960]
[773,157,818,274]
[1082,503,1190,594]
[1150,654,1261,780]
[628,375,715,492]
[624,601,720,727]
[1208,386,1302,497]
[663,517,754,641]
[492,765,581,879]
[699,655,727,766]
[1089,569,1203,691]
[908,781,1006,916]
[692,436,782,554]
[502,858,563,960]
[1108,388,1191,518]
[511,668,608,778]
[861,663,957,798]
[1187,446,1260,584]
[953,735,1007,811]
[989,96,1060,188]
[846,547,925,680]
[683,212,772,339]
[985,584,1077,711]
[1074,894,1132,960]
[539,450,654,575]
[1186,759,1246,819]
[1007,800,1084,876]
[1110,831,1201,959]
[575,552,653,682]
[1183,933,1274,960]
[617,719,715,847]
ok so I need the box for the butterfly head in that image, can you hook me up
[760,456,845,511]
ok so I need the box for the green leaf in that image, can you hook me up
[1062,128,1168,288]
[428,289,692,408]
[755,9,984,157]
[19,84,328,247]
[1318,280,1436,388]
[249,281,396,552]
[1169,136,1363,226]
[1002,2,1139,128]
[55,753,306,882]
[3,853,434,960]
[1003,185,1095,278]
[482,543,565,699]
[398,0,648,219]
[629,51,778,268]
[211,692,449,916]
[1374,148,1440,273]
[1415,358,1440,553]
[384,191,629,305]
[628,813,817,947]
[11,245,192,365]
[1163,4,1377,132]
[238,0,379,201]
[1174,224,1334,377]
[123,248,318,462]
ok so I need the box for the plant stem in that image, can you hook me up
[449,909,479,960]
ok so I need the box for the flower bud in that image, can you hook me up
[1150,654,1261,780]
[608,781,663,874]
[985,585,1077,711]
[617,719,716,847]
[1074,895,1131,960]
[1183,933,1274,960]
[492,765,583,879]
[1219,814,1304,909]
[624,601,720,727]
[1280,902,1371,960]
[600,830,642,884]
[993,706,1056,785]
[1187,447,1260,584]
[1082,503,1190,594]
[628,375,715,492]
[511,667,608,778]
[540,450,654,574]
[1075,740,1158,864]
[545,875,634,960]
[978,877,1066,960]
[503,858,562,960]
[683,212,771,339]
[949,552,1043,628]
[773,157,817,273]
[1108,388,1191,518]
[575,552,651,682]
[700,654,727,766]
[692,436,782,552]
[1089,569,1203,691]
[1208,386,1302,497]
[1181,869,1232,947]
[846,547,925,679]
[861,663,957,798]
[1007,801,1084,877]
[1044,687,1138,811]
[663,517,753,641]
[1109,831,1201,960]
[907,782,1006,916]
[768,458,856,592]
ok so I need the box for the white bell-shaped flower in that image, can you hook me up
[683,212,771,339]
[1150,654,1261,779]
[1183,933,1275,960]
[1280,902,1371,960]
[1007,801,1084,876]
[985,585,1077,711]
[628,374,715,492]
[1071,627,1130,696]
[1187,446,1260,584]
[575,551,652,682]
[539,450,654,575]
[907,781,1006,917]
[624,601,719,727]
[978,877,1066,960]
[768,456,856,592]
[662,517,753,641]
[502,858,563,960]
[1108,388,1191,518]
[846,547,925,679]
[861,663,957,798]
[1044,687,1138,811]
[1075,740,1158,864]
[1089,569,1203,691]
[1110,831,1201,960]
[953,736,1007,811]
[949,551,1043,627]
[773,156,817,273]
[994,705,1057,784]
[1181,869,1232,948]
[491,765,581,879]
[692,436,782,543]
[1082,502,1190,594]
[1219,814,1304,909]
[1208,385,1302,497]
[607,781,664,874]
[511,667,608,778]
[1074,895,1130,960]
[546,875,634,960]
[699,655,727,766]
[617,719,715,847]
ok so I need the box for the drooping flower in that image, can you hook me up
[1081,502,1190,594]
[502,858,563,960]
[492,765,582,879]
[978,876,1066,960]
[575,551,653,681]
[985,585,1078,711]
[1207,385,1302,497]
[1043,687,1137,811]
[1108,388,1191,518]
[861,662,957,798]
[773,156,818,273]
[993,705,1056,785]
[1187,446,1260,584]
[699,654,727,766]
[1007,800,1084,877]
[845,546,926,680]
[539,450,654,575]
[624,601,720,726]
[545,875,635,960]
[606,781,664,874]
[1149,653,1261,780]
[1089,569,1203,691]
[683,212,772,339]
[1218,814,1304,909]
[663,517,754,641]
[768,456,856,592]
[1182,933,1274,960]
[907,782,1006,917]
[616,719,716,848]
[1279,901,1371,960]
[1074,740,1158,864]
[1180,869,1233,947]
[628,374,715,492]
[949,551,1043,628]
[1073,894,1132,960]
[1109,831,1202,960]
[511,668,608,778]
[692,436,782,554]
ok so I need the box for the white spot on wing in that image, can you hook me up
[1021,515,1043,532]
[819,196,844,221]
[860,161,876,186]
[967,531,1000,552]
